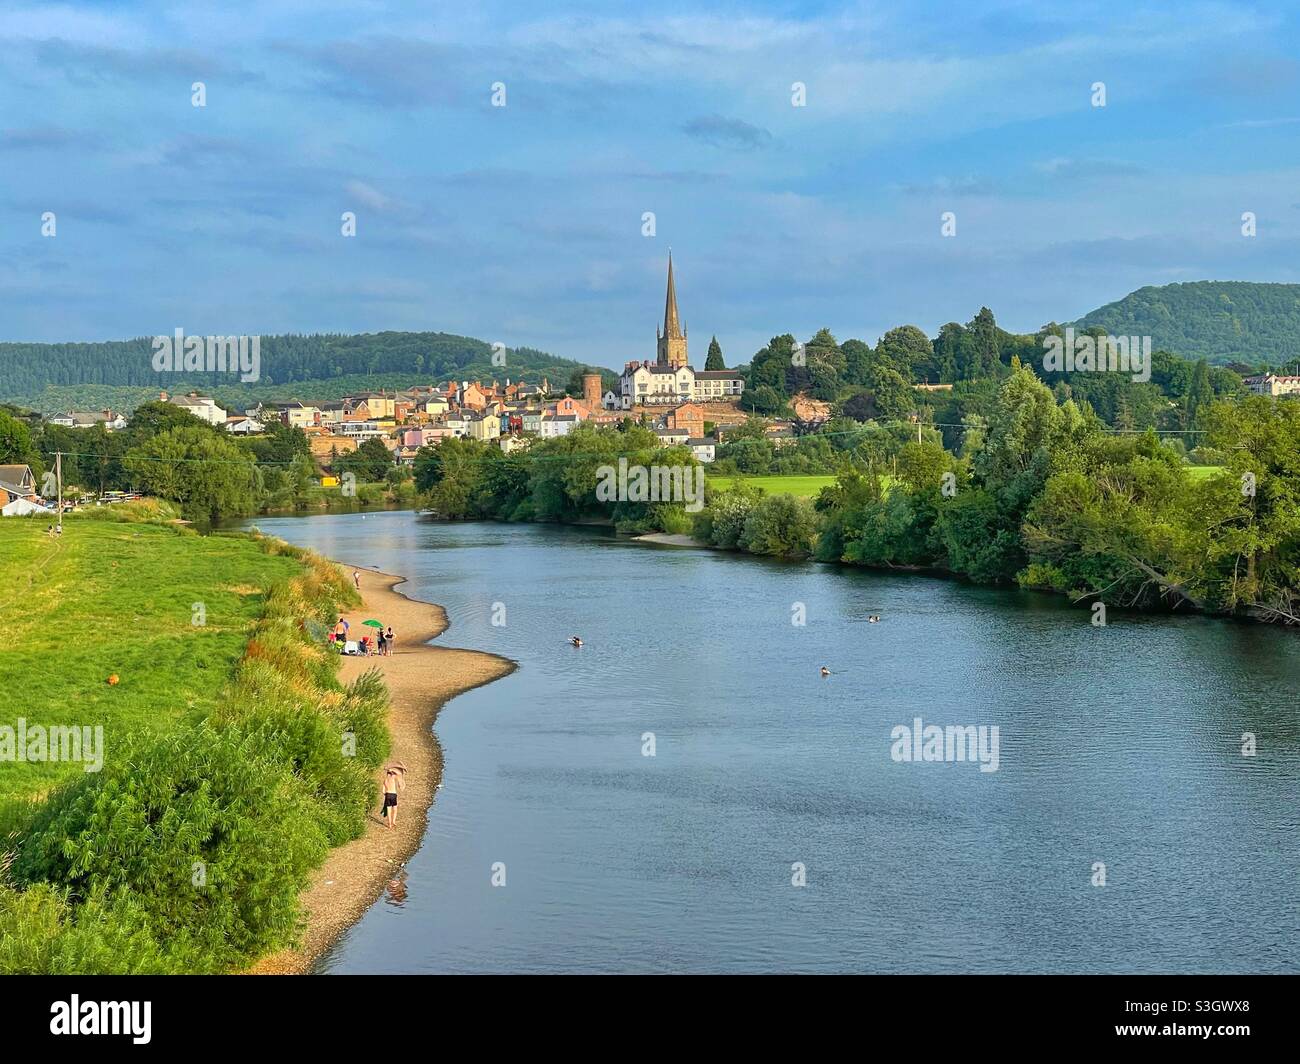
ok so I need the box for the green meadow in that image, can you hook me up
[0,504,392,973]
[706,474,839,497]
[0,511,301,803]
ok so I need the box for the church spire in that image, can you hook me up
[663,251,683,340]
[656,252,689,368]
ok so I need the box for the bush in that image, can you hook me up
[13,722,331,971]
[738,494,818,557]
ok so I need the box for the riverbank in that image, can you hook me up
[633,532,707,547]
[247,567,515,974]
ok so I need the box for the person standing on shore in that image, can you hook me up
[380,763,406,828]
[353,570,361,590]
[384,625,394,655]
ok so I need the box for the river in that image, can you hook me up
[247,510,1300,973]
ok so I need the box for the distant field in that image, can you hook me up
[0,516,301,802]
[707,474,838,497]
[1186,465,1227,480]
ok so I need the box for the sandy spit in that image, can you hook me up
[246,566,515,975]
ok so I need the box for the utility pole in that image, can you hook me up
[55,451,63,532]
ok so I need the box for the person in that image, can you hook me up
[335,616,349,640]
[380,763,406,828]
[820,666,831,677]
[570,635,583,648]
[353,570,361,590]
[377,627,388,656]
[384,625,395,655]
[868,615,881,623]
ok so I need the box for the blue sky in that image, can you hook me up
[4,0,1300,370]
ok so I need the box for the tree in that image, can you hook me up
[1185,359,1213,427]
[0,409,42,475]
[705,336,725,370]
[867,364,914,420]
[335,437,395,482]
[123,427,261,519]
[875,325,932,382]
[842,339,874,386]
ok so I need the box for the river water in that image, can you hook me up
[247,510,1299,973]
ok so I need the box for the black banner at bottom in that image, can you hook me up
[1,974,1286,1051]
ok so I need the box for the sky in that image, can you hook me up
[4,0,1300,370]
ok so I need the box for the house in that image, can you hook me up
[499,434,529,454]
[316,402,347,426]
[49,410,127,431]
[653,426,690,447]
[520,408,543,434]
[539,413,581,438]
[664,402,705,438]
[224,416,265,435]
[691,369,744,401]
[688,437,717,463]
[0,465,51,517]
[271,401,320,429]
[349,393,396,419]
[466,411,502,441]
[0,465,37,495]
[402,428,445,449]
[458,382,489,410]
[335,420,386,441]
[551,395,592,419]
[167,392,227,426]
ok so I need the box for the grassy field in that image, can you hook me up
[1186,464,1228,480]
[0,514,302,802]
[707,474,839,497]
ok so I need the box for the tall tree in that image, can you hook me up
[705,336,725,370]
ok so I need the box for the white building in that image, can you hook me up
[168,393,227,426]
[335,420,386,441]
[224,416,265,435]
[539,413,581,437]
[688,437,717,463]
[691,369,745,401]
[653,426,690,446]
[613,360,745,409]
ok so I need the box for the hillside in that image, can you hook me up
[0,331,586,414]
[1070,282,1300,367]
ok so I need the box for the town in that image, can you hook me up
[35,257,792,495]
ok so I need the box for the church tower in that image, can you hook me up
[655,252,688,369]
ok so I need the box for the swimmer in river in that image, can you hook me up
[570,636,583,648]
[820,666,831,677]
[868,615,881,623]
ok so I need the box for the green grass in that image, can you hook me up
[707,473,901,497]
[0,515,302,802]
[1186,464,1227,480]
[707,474,839,497]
